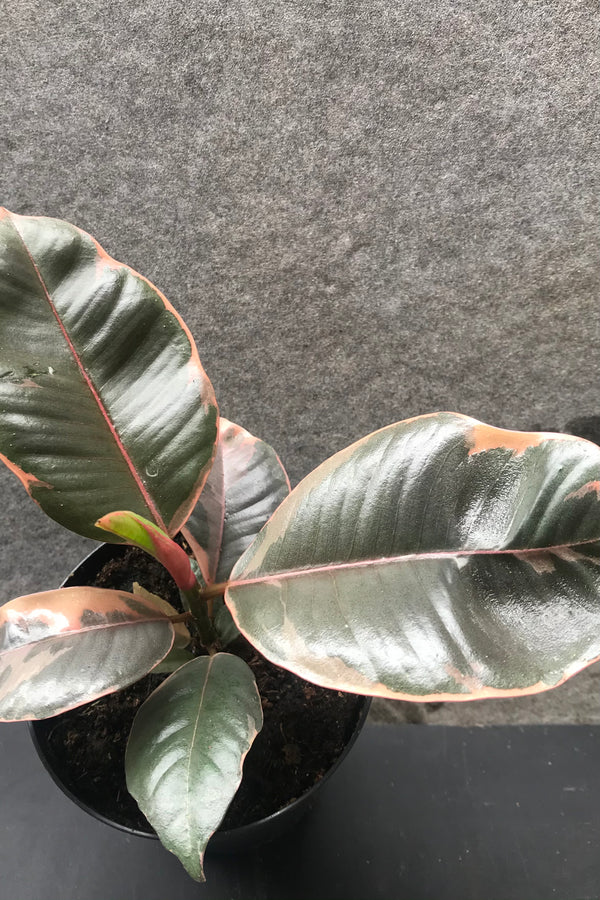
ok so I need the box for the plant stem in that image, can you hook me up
[168,612,194,625]
[180,583,218,650]
[198,581,229,601]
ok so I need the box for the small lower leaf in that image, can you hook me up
[132,583,190,649]
[125,653,263,882]
[154,647,195,674]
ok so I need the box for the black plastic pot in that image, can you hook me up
[30,543,371,854]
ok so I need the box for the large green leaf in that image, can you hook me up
[0,209,218,540]
[226,412,600,700]
[0,586,175,720]
[125,653,263,882]
[183,418,289,644]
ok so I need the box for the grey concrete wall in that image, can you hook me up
[2,0,599,721]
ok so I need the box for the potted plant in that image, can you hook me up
[2,208,600,882]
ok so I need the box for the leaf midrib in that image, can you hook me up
[212,440,227,583]
[228,537,600,592]
[0,611,174,658]
[185,656,214,860]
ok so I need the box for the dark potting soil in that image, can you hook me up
[39,548,365,833]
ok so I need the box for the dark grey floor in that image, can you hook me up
[1,1,599,724]
[5,721,600,900]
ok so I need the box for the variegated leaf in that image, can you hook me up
[183,418,289,585]
[226,413,600,700]
[0,586,175,720]
[126,653,263,882]
[183,418,289,644]
[0,209,218,541]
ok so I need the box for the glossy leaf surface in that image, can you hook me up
[183,418,289,644]
[0,586,174,720]
[183,418,290,585]
[226,413,600,699]
[0,209,218,540]
[126,653,262,882]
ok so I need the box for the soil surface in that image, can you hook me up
[36,547,365,832]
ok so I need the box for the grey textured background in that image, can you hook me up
[1,0,599,722]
